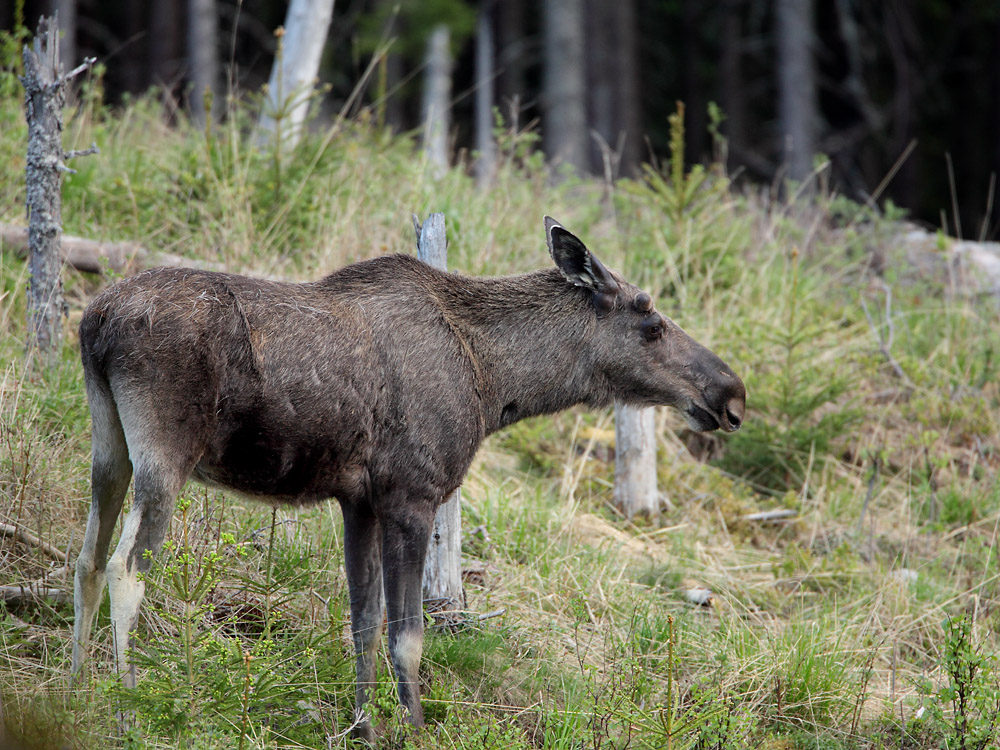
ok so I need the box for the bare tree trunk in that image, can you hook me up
[188,0,219,126]
[422,25,452,177]
[474,4,497,187]
[614,403,659,519]
[413,213,464,617]
[585,0,641,177]
[21,17,68,361]
[776,0,817,184]
[543,0,588,173]
[257,0,336,150]
[51,0,76,70]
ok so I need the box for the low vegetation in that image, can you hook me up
[1,74,999,749]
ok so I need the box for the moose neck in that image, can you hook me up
[436,269,612,434]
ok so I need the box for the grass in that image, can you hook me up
[1,80,999,749]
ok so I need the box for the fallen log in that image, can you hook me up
[0,584,71,606]
[1,223,201,276]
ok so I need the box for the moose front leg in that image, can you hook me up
[341,502,384,743]
[381,508,434,728]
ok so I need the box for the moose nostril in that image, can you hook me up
[726,408,742,431]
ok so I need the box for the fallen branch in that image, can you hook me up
[742,509,798,523]
[0,521,68,562]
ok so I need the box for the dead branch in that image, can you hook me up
[0,521,68,562]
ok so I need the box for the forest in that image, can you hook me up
[2,1,1000,749]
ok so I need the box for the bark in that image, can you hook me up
[188,0,219,126]
[21,17,69,360]
[776,0,817,184]
[474,5,497,186]
[422,25,452,177]
[257,0,336,151]
[543,0,588,174]
[613,403,659,519]
[413,213,465,615]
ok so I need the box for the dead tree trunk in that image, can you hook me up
[422,25,452,177]
[20,15,95,362]
[413,213,464,617]
[614,402,659,519]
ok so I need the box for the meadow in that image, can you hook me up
[1,81,999,749]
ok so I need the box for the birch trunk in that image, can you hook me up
[257,0,336,151]
[414,213,464,615]
[614,403,659,519]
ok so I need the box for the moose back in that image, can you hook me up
[71,217,745,741]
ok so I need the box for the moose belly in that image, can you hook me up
[192,422,364,505]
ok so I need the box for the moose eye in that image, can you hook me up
[641,319,663,341]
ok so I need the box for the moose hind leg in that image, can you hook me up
[382,509,434,728]
[342,502,384,742]
[105,465,184,687]
[73,383,133,677]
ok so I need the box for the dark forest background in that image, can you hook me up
[3,0,999,238]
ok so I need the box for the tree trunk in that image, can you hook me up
[414,213,465,616]
[776,0,817,184]
[720,0,746,162]
[474,4,497,187]
[422,25,452,177]
[496,0,526,114]
[52,0,76,70]
[188,0,219,126]
[257,0,336,151]
[150,0,183,93]
[585,0,641,177]
[22,17,68,361]
[614,403,659,519]
[543,0,588,173]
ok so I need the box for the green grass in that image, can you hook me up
[1,87,999,749]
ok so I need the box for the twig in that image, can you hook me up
[741,509,797,523]
[861,280,915,387]
[0,521,68,562]
[854,456,880,538]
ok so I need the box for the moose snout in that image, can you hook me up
[722,396,744,433]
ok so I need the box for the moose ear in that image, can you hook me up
[544,216,618,294]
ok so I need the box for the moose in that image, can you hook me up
[71,217,745,740]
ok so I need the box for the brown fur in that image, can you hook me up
[71,219,745,740]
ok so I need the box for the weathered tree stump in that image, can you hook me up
[614,402,659,519]
[413,213,465,619]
